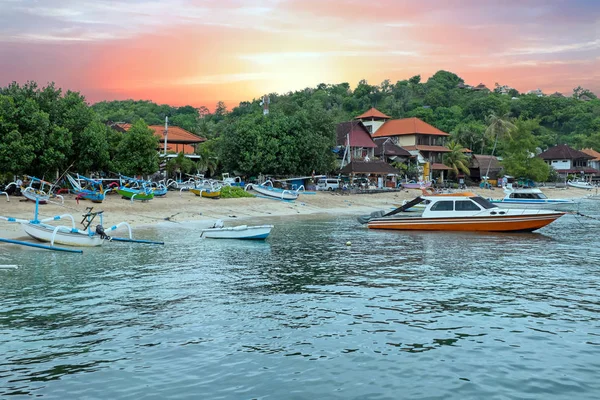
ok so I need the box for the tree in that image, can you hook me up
[573,86,597,100]
[113,120,159,176]
[484,112,516,178]
[500,119,550,182]
[443,141,471,178]
[196,142,219,176]
[166,152,196,177]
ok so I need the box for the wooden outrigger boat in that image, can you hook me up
[359,192,565,232]
[1,200,164,247]
[116,175,154,201]
[245,181,299,201]
[67,174,107,203]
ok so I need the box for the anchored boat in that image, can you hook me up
[359,192,565,232]
[201,220,273,239]
[490,187,579,210]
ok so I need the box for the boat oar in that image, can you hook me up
[109,237,164,245]
[357,196,424,224]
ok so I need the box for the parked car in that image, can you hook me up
[317,178,341,191]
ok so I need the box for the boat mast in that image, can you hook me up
[164,116,168,156]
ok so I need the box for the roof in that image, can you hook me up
[470,154,502,171]
[431,163,453,171]
[336,121,376,148]
[149,125,206,144]
[354,107,391,120]
[373,138,412,157]
[580,95,592,101]
[402,145,451,152]
[473,83,489,90]
[339,160,400,175]
[549,92,565,98]
[372,117,449,138]
[581,148,600,161]
[538,144,593,160]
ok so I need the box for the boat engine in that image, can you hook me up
[95,224,111,240]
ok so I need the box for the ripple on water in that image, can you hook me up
[2,206,600,399]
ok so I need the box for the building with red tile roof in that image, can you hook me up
[354,107,391,134]
[538,144,598,178]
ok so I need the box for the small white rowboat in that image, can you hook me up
[200,224,273,240]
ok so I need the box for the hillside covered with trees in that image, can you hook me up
[1,70,599,181]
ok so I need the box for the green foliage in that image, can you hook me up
[166,152,197,176]
[443,141,471,178]
[112,119,159,176]
[500,119,550,182]
[220,186,255,198]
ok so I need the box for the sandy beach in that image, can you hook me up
[1,185,597,241]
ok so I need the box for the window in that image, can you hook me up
[455,200,481,211]
[471,196,497,209]
[430,201,454,211]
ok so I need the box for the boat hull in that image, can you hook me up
[367,213,565,232]
[22,190,49,204]
[190,188,221,198]
[567,181,595,190]
[250,185,298,200]
[22,223,103,246]
[401,182,432,189]
[115,188,154,201]
[201,225,273,239]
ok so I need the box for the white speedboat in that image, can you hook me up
[201,224,273,240]
[490,187,578,210]
[567,180,595,190]
[359,192,565,232]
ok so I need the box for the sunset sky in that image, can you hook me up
[1,0,599,110]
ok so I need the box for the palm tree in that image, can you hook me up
[196,144,219,176]
[443,141,471,178]
[484,112,515,178]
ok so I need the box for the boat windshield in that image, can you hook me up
[470,196,497,209]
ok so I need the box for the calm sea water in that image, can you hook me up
[2,200,600,399]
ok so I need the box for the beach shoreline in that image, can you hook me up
[1,186,597,241]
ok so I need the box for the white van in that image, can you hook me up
[317,178,340,191]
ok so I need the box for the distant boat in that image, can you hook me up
[400,180,432,189]
[245,181,299,201]
[567,180,595,190]
[201,224,273,240]
[20,176,55,204]
[490,187,579,210]
[189,180,222,199]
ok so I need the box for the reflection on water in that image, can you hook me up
[1,202,600,399]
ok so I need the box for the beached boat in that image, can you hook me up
[400,180,432,189]
[189,181,222,199]
[245,181,299,201]
[67,174,107,203]
[115,186,154,201]
[490,187,579,210]
[567,180,595,190]
[201,222,273,239]
[359,192,565,232]
[20,176,56,204]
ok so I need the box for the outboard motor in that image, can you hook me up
[95,224,111,240]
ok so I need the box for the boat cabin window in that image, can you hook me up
[430,200,454,211]
[454,200,482,211]
[470,196,497,209]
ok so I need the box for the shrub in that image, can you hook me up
[220,186,255,198]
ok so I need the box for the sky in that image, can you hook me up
[0,0,599,109]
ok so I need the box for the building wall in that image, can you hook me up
[395,135,417,147]
[361,120,386,135]
[548,159,572,170]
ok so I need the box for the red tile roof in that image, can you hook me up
[581,148,600,161]
[402,145,451,152]
[372,118,449,138]
[336,121,376,148]
[149,125,206,144]
[355,107,391,120]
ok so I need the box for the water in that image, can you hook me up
[2,200,600,399]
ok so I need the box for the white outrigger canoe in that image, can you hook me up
[201,224,273,240]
